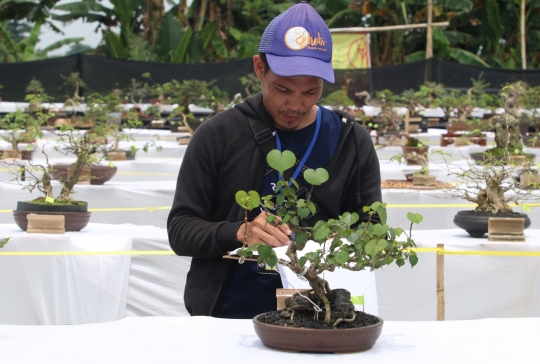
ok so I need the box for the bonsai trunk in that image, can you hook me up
[475,178,512,214]
[57,154,88,202]
[285,244,333,324]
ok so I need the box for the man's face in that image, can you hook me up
[254,55,323,131]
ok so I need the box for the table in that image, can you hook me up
[0,223,190,324]
[0,316,538,363]
[376,229,540,321]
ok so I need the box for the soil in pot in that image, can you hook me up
[454,210,531,238]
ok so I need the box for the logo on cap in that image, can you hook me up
[284,27,327,51]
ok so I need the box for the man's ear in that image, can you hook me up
[253,55,264,80]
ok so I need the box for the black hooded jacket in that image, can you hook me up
[167,93,381,316]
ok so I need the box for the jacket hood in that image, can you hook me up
[234,93,276,131]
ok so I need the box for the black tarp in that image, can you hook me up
[2,55,540,102]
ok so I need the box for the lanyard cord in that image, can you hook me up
[275,107,321,186]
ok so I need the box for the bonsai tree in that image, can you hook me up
[320,89,354,110]
[520,84,540,146]
[1,95,121,204]
[234,150,421,326]
[0,97,49,157]
[435,151,539,237]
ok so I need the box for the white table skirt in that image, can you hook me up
[376,228,540,321]
[0,223,191,324]
[0,316,538,363]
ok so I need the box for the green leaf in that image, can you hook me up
[396,259,405,267]
[365,240,378,258]
[448,48,490,68]
[295,231,307,246]
[407,212,423,224]
[276,194,285,206]
[307,202,317,215]
[377,238,387,251]
[257,244,273,260]
[297,207,310,219]
[377,206,387,225]
[267,215,276,223]
[299,256,307,267]
[235,190,260,210]
[372,224,389,237]
[172,26,193,63]
[341,212,359,226]
[313,227,330,241]
[104,31,129,59]
[291,216,299,226]
[370,201,382,211]
[334,249,350,265]
[267,150,296,174]
[330,235,342,252]
[0,237,9,249]
[409,254,419,267]
[266,254,278,268]
[303,168,329,186]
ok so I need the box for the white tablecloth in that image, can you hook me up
[0,316,538,363]
[376,229,540,321]
[0,223,190,324]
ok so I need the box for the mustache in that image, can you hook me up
[279,110,307,116]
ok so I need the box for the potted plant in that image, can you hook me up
[0,97,48,160]
[370,90,404,145]
[47,96,119,185]
[520,84,540,148]
[470,86,534,164]
[401,135,428,165]
[438,153,537,238]
[321,89,354,110]
[233,150,422,353]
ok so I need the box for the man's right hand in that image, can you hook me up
[236,211,292,247]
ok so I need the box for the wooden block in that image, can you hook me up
[412,175,436,186]
[27,214,65,234]
[177,137,191,145]
[276,288,298,310]
[488,217,525,242]
[427,118,439,127]
[108,151,127,161]
[151,119,166,128]
[2,150,22,159]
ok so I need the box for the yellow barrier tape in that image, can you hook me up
[87,206,171,212]
[0,250,176,256]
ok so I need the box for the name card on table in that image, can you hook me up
[27,214,65,234]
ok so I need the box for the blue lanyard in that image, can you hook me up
[275,107,321,186]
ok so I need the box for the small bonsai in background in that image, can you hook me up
[235,150,421,326]
[320,89,354,110]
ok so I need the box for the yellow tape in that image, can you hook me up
[0,250,176,256]
[87,206,171,212]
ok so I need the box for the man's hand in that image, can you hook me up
[236,211,292,247]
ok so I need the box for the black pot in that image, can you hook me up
[454,210,531,238]
[17,201,88,213]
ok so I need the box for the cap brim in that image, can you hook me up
[266,54,335,84]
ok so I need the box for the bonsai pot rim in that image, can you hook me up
[17,200,88,213]
[252,312,384,353]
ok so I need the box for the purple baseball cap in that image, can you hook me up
[259,1,335,83]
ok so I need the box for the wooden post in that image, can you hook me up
[521,0,527,69]
[426,0,433,59]
[437,243,445,321]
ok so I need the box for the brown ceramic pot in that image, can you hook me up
[252,313,384,353]
[13,211,91,232]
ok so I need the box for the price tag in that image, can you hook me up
[45,197,55,204]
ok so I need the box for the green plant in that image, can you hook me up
[235,149,421,326]
[321,89,354,109]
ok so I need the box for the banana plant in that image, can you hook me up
[0,19,82,62]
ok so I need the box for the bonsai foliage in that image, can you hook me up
[1,96,121,204]
[321,90,354,110]
[235,150,421,325]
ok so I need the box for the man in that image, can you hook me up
[167,1,381,318]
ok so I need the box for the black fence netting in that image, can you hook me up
[2,54,540,102]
